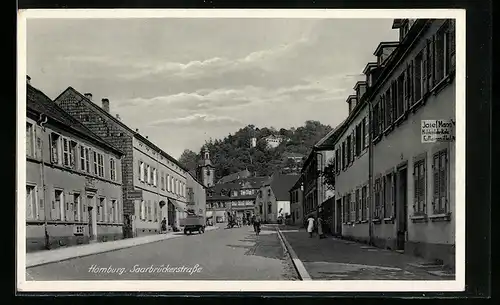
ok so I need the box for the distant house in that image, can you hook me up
[206,176,268,223]
[264,135,285,148]
[282,152,305,162]
[255,173,300,223]
[289,176,303,226]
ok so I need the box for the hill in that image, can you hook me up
[178,120,332,180]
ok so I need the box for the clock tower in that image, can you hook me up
[197,146,215,187]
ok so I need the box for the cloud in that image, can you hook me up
[148,113,243,127]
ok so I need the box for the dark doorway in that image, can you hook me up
[396,166,408,251]
[336,198,342,236]
[167,201,176,228]
[87,195,95,241]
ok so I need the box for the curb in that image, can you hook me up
[276,226,312,281]
[26,226,220,268]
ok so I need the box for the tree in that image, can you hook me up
[320,158,336,191]
[178,149,199,172]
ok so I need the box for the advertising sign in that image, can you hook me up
[421,119,456,143]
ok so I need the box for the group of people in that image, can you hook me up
[306,215,326,239]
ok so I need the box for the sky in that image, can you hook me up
[27,17,398,159]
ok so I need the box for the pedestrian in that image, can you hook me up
[307,215,315,238]
[317,216,325,239]
[161,217,167,234]
[254,215,261,235]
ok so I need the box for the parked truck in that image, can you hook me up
[179,210,206,235]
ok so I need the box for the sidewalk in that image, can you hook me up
[26,226,220,268]
[277,225,455,280]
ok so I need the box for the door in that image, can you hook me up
[87,195,95,240]
[336,199,342,236]
[396,167,408,251]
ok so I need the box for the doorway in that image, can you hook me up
[396,166,408,251]
[336,199,342,236]
[87,195,95,241]
[167,201,175,229]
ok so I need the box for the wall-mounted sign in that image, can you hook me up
[127,190,143,200]
[85,177,97,190]
[73,225,85,236]
[421,119,456,143]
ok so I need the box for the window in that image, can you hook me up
[382,91,391,128]
[346,136,351,165]
[147,165,151,184]
[372,104,380,139]
[447,20,456,73]
[98,197,105,222]
[433,150,449,214]
[65,193,74,221]
[140,200,145,220]
[384,173,395,218]
[161,173,165,190]
[435,23,450,84]
[53,189,64,220]
[147,200,152,221]
[396,74,405,119]
[26,185,37,220]
[73,193,81,221]
[80,146,90,172]
[355,124,362,156]
[97,153,104,177]
[139,161,145,182]
[62,138,70,167]
[110,199,117,223]
[355,189,361,221]
[413,158,426,215]
[361,185,367,220]
[259,204,263,214]
[110,158,116,181]
[341,142,346,169]
[374,178,382,219]
[49,133,61,164]
[268,203,272,214]
[153,168,157,186]
[154,202,158,222]
[414,51,423,103]
[26,123,34,158]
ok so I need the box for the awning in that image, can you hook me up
[168,198,187,213]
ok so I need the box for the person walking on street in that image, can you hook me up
[317,216,325,239]
[254,215,262,235]
[307,216,315,238]
[161,217,167,234]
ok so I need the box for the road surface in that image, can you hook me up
[26,224,299,281]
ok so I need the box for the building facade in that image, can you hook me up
[289,176,303,226]
[207,177,267,222]
[264,135,284,148]
[26,82,124,252]
[326,18,456,268]
[55,87,190,238]
[255,173,299,223]
[186,172,207,219]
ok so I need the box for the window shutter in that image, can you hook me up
[440,152,448,213]
[428,37,435,88]
[448,20,456,71]
[391,172,396,217]
[352,130,356,158]
[48,133,53,163]
[413,165,418,212]
[420,162,426,213]
[422,45,428,94]
[432,155,439,213]
[364,116,370,148]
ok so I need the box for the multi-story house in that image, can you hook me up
[207,176,267,223]
[263,135,285,149]
[185,172,207,219]
[289,176,303,226]
[26,80,124,252]
[255,173,299,223]
[325,18,456,268]
[54,87,190,237]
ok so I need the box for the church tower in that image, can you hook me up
[197,146,215,187]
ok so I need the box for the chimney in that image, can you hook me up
[101,98,110,113]
[84,93,92,101]
[26,75,31,85]
[116,114,121,120]
[135,128,139,132]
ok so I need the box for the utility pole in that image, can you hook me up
[368,100,374,246]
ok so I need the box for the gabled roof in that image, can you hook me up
[269,174,301,201]
[314,120,347,150]
[27,84,123,156]
[217,169,252,184]
[289,175,303,192]
[54,86,188,172]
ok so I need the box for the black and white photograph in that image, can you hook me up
[17,9,465,292]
